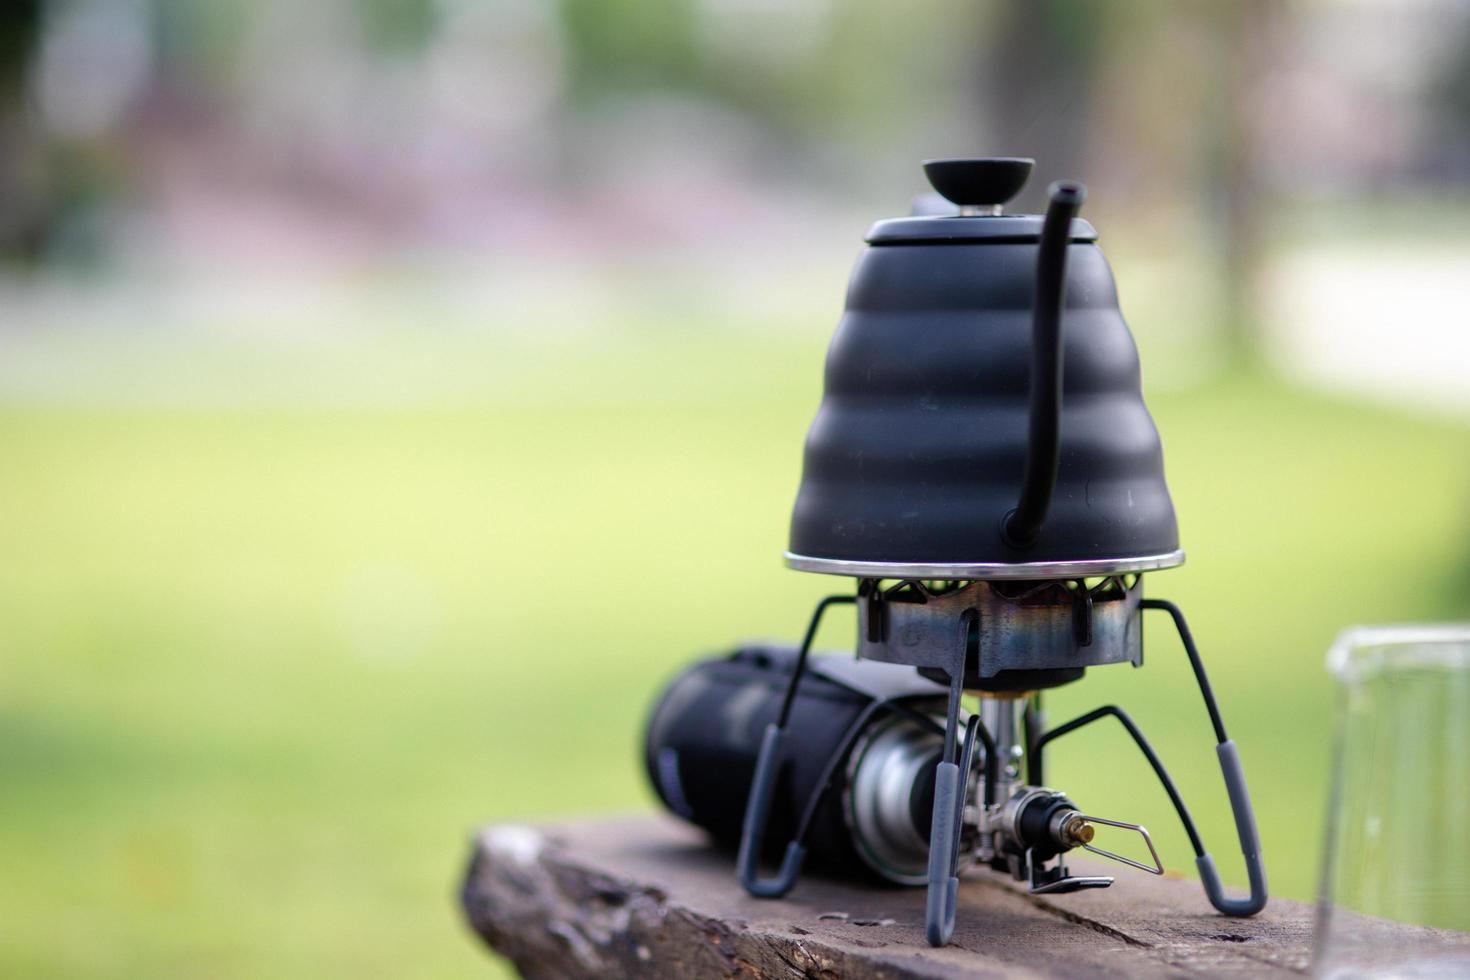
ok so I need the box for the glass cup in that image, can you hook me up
[1315,625,1470,978]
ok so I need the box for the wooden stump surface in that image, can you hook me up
[461,814,1317,978]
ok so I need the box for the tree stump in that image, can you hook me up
[461,815,1317,978]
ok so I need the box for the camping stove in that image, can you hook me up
[642,157,1267,947]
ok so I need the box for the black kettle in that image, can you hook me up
[788,157,1184,578]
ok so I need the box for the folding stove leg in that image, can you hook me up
[924,617,974,948]
[1141,598,1268,917]
[736,595,854,898]
[1032,599,1268,918]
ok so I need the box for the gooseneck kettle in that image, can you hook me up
[643,157,1266,949]
[787,157,1182,575]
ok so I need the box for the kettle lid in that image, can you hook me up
[868,157,1099,245]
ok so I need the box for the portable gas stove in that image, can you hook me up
[643,157,1267,947]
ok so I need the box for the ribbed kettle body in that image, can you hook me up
[788,239,1180,566]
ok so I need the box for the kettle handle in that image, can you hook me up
[1003,181,1087,549]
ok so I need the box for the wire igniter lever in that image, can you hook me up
[1055,811,1163,876]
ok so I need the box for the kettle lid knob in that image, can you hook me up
[922,157,1034,207]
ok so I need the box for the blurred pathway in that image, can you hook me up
[1264,245,1470,419]
[0,243,1467,421]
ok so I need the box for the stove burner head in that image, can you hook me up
[786,159,1182,579]
[855,576,1142,693]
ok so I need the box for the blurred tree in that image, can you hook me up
[1199,0,1285,368]
[556,0,963,160]
[0,0,42,261]
[358,0,439,53]
[560,0,703,97]
[1432,9,1470,179]
[977,0,1105,213]
[981,0,1289,369]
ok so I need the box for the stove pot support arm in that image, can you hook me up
[1142,598,1268,917]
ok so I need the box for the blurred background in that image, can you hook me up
[1,0,1467,976]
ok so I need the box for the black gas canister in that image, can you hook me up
[644,646,963,885]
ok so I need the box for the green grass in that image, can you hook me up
[0,323,1466,978]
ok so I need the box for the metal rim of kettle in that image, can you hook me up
[783,548,1186,581]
